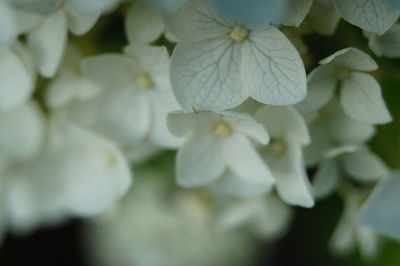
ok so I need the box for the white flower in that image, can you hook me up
[330,190,380,260]
[81,44,182,149]
[216,194,292,239]
[13,0,119,77]
[313,146,388,200]
[332,0,399,34]
[163,0,307,111]
[167,110,274,189]
[86,176,254,266]
[256,105,314,208]
[359,171,400,240]
[0,43,34,111]
[297,47,391,125]
[302,100,376,166]
[366,23,400,58]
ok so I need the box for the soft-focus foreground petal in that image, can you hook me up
[0,2,17,46]
[28,11,67,77]
[242,27,307,105]
[11,0,64,15]
[125,1,164,44]
[340,72,392,125]
[64,3,99,35]
[359,171,400,240]
[0,102,44,161]
[47,118,132,216]
[0,48,33,110]
[176,133,224,187]
[332,0,399,34]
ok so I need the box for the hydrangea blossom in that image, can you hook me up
[297,48,391,125]
[167,110,274,188]
[163,0,307,111]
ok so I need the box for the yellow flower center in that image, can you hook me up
[106,152,117,166]
[230,26,249,42]
[266,138,286,156]
[335,66,350,81]
[214,120,232,137]
[135,72,154,89]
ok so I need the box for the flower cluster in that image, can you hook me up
[0,0,399,264]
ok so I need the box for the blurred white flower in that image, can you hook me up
[330,190,380,260]
[256,105,314,208]
[297,47,391,125]
[366,23,400,58]
[82,44,182,149]
[167,110,274,189]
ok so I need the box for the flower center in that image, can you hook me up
[214,120,232,137]
[335,66,350,81]
[230,26,249,42]
[266,138,286,156]
[106,152,117,166]
[135,72,154,89]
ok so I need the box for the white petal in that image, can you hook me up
[312,159,339,199]
[223,111,269,144]
[0,2,17,46]
[81,54,137,88]
[67,0,119,15]
[307,0,341,35]
[161,0,231,42]
[176,133,225,187]
[369,23,400,58]
[320,47,378,71]
[0,102,44,161]
[256,105,309,145]
[0,48,33,110]
[241,26,307,105]
[280,0,313,27]
[171,39,246,111]
[92,88,151,146]
[48,119,132,216]
[266,142,314,208]
[11,0,64,15]
[223,134,275,188]
[359,171,400,240]
[295,64,336,111]
[148,91,183,148]
[28,11,67,77]
[340,148,389,183]
[125,1,164,44]
[64,3,99,35]
[167,111,216,137]
[333,0,399,34]
[326,101,375,144]
[212,171,270,198]
[303,122,331,166]
[340,72,392,125]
